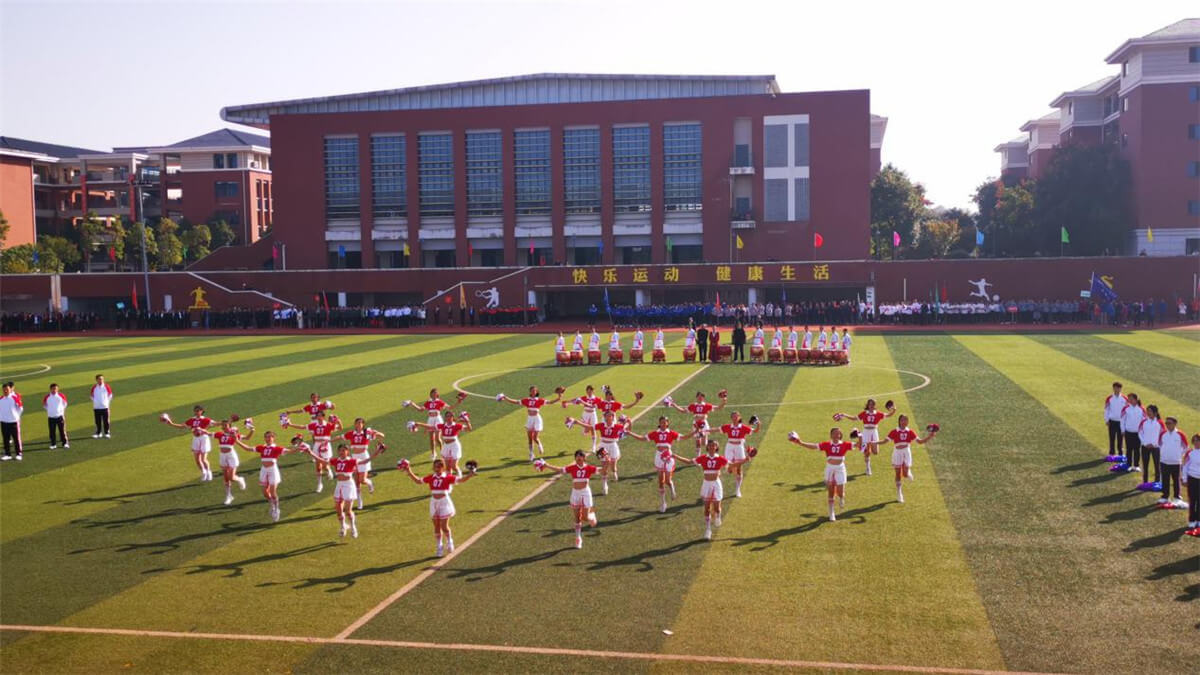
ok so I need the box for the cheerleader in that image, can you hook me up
[285,393,334,421]
[876,415,936,503]
[598,385,643,417]
[283,409,341,493]
[787,427,855,521]
[562,384,602,451]
[1183,434,1200,534]
[718,411,760,498]
[160,406,215,481]
[411,410,473,478]
[328,443,383,538]
[569,410,635,495]
[534,450,602,549]
[399,457,476,557]
[833,399,896,476]
[342,418,385,508]
[691,439,749,539]
[628,416,700,512]
[402,388,461,459]
[233,430,308,522]
[211,418,252,505]
[498,385,564,461]
[666,390,727,452]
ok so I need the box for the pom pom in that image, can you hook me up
[329,414,341,426]
[926,423,941,433]
[849,428,860,439]
[465,459,479,475]
[564,418,575,430]
[406,421,417,432]
[495,393,505,402]
[278,413,289,428]
[533,458,547,472]
[375,443,387,453]
[788,431,799,442]
[832,413,844,421]
[748,415,759,426]
[230,413,240,422]
[554,386,566,395]
[402,399,412,408]
[717,389,728,399]
[159,413,171,423]
[291,434,305,446]
[747,446,758,458]
[396,458,410,470]
[662,395,674,407]
[595,447,609,460]
[633,391,644,400]
[324,400,333,407]
[243,418,254,429]
[459,412,470,422]
[885,400,895,410]
[456,391,468,401]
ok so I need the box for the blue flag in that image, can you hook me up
[1090,272,1118,302]
[337,244,346,258]
[975,229,984,246]
[603,286,611,314]
[32,249,39,263]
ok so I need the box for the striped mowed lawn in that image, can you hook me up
[0,330,1196,674]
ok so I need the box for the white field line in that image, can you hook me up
[0,363,52,379]
[336,364,711,640]
[0,624,1059,675]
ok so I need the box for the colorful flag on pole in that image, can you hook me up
[975,229,984,246]
[813,232,824,248]
[131,282,139,311]
[714,291,721,311]
[1146,228,1154,242]
[402,242,410,257]
[603,286,611,315]
[337,244,346,258]
[1060,227,1070,244]
[108,247,116,261]
[892,231,901,247]
[1090,272,1118,302]
[736,234,745,250]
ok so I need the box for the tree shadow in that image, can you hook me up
[45,483,197,506]
[72,500,257,530]
[142,542,339,578]
[260,556,437,592]
[727,502,890,551]
[586,539,708,572]
[1051,458,1108,475]
[440,546,577,581]
[67,510,330,556]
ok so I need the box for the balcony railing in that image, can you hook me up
[730,209,757,229]
[729,144,754,175]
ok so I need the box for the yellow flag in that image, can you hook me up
[459,284,466,309]
[736,234,745,250]
[1146,228,1154,242]
[403,242,411,256]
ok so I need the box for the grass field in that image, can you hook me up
[0,330,1196,674]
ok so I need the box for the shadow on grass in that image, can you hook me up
[1068,471,1126,488]
[142,542,339,578]
[727,502,891,551]
[1082,490,1141,508]
[67,507,330,556]
[1100,503,1161,524]
[442,547,577,581]
[772,475,862,494]
[1145,555,1199,600]
[260,556,437,592]
[46,482,197,506]
[1124,528,1188,552]
[1051,458,1109,475]
[586,538,708,572]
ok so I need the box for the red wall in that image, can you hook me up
[1126,83,1200,232]
[180,169,272,244]
[4,256,1196,314]
[270,90,871,270]
[0,156,36,247]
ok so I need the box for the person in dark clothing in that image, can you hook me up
[696,324,710,362]
[732,322,747,362]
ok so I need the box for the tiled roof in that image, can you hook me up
[0,136,105,159]
[165,128,271,149]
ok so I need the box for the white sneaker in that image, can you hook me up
[659,501,667,513]
[447,538,454,552]
[1173,498,1188,508]
[340,525,347,539]
[271,507,280,523]
[1126,466,1138,472]
[575,536,583,549]
[92,434,100,439]
[897,491,905,503]
[865,466,872,476]
[829,511,837,522]
[351,525,358,539]
[669,483,676,499]
[104,433,111,438]
[316,482,324,493]
[714,513,722,527]
[436,543,444,557]
[235,476,246,490]
[528,450,535,461]
[587,512,597,527]
[357,498,364,510]
[907,470,915,481]
[602,482,609,495]
[49,445,57,450]
[0,456,10,461]
[224,494,234,505]
[15,455,22,461]
[1156,497,1168,504]
[367,482,375,494]
[704,527,712,540]
[838,496,845,509]
[735,488,742,498]
[63,443,69,448]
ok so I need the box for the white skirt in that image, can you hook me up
[191,435,211,454]
[333,479,358,502]
[430,495,456,519]
[700,478,723,502]
[824,463,848,486]
[859,428,880,445]
[218,449,239,468]
[892,446,913,467]
[441,439,463,460]
[599,440,621,461]
[724,442,746,462]
[258,464,282,486]
[352,450,372,474]
[570,486,594,508]
[525,415,544,432]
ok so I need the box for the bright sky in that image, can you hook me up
[1,0,1194,210]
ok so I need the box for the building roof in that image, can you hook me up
[163,128,271,149]
[1105,18,1200,63]
[0,136,105,159]
[222,73,781,127]
[1049,75,1119,107]
[1020,110,1061,131]
[993,136,1029,152]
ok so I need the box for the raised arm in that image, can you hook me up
[624,430,648,442]
[368,442,388,460]
[497,395,521,406]
[233,438,255,451]
[787,434,821,451]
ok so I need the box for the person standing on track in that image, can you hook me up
[718,411,759,498]
[1103,381,1127,459]
[161,406,216,481]
[696,324,709,362]
[343,418,386,508]
[1120,393,1145,473]
[1137,404,1164,489]
[42,383,69,450]
[1183,434,1200,533]
[90,374,113,438]
[833,399,896,476]
[787,427,855,522]
[1157,417,1188,509]
[0,382,23,461]
[498,385,564,461]
[876,415,937,503]
[535,450,601,549]
[399,456,476,557]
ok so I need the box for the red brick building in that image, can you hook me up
[997,18,1200,255]
[222,74,884,270]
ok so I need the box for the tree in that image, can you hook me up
[1033,144,1131,256]
[77,212,106,266]
[182,222,212,261]
[1,244,35,273]
[914,219,962,258]
[38,236,81,272]
[0,210,9,249]
[208,219,237,248]
[870,164,927,259]
[108,216,127,264]
[154,218,184,270]
[123,221,158,269]
[992,182,1038,256]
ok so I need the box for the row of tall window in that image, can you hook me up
[323,124,702,220]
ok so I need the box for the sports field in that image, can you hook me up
[0,330,1196,674]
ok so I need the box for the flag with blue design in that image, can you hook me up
[1090,272,1118,302]
[975,229,984,246]
[603,286,611,314]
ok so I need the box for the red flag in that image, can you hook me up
[313,294,321,304]
[714,292,721,310]
[108,247,116,261]
[813,232,824,248]
[131,282,139,311]
[940,283,948,303]
[321,291,330,313]
[529,241,534,256]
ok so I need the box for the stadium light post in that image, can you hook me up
[135,181,153,312]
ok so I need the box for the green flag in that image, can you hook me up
[1060,227,1069,244]
[666,236,673,253]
